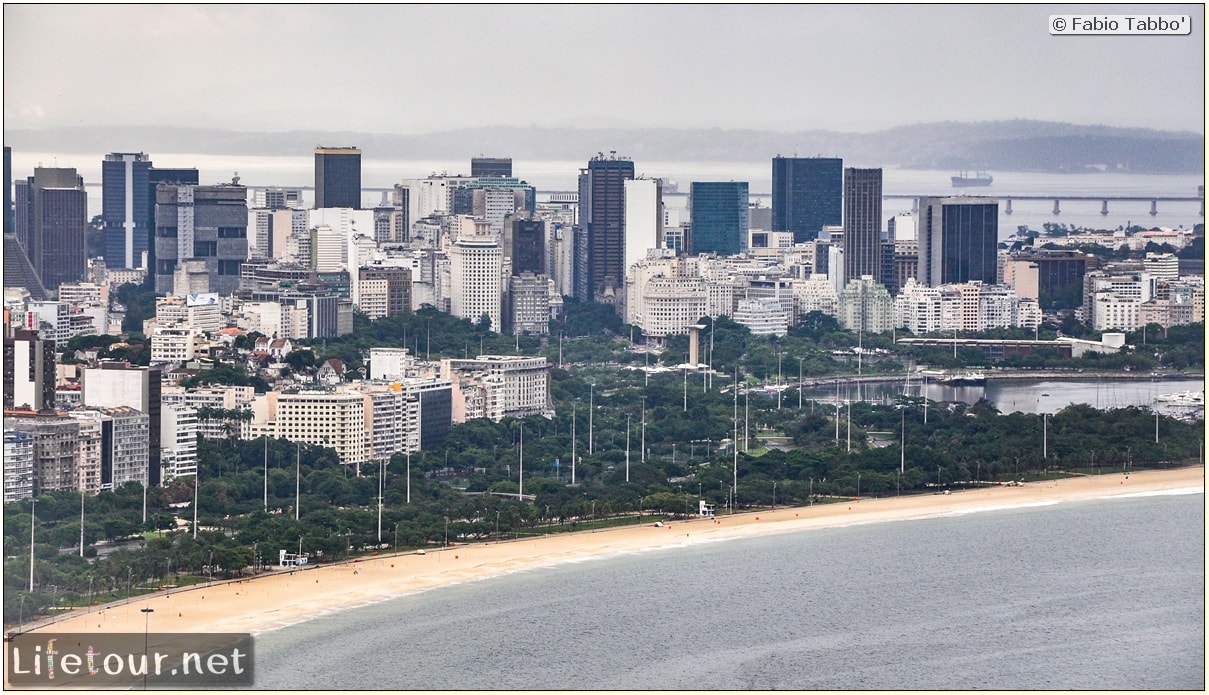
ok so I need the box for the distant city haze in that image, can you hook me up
[3,4,1204,134]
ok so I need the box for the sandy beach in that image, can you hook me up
[18,467,1205,638]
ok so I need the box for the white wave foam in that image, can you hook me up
[1107,486,1204,499]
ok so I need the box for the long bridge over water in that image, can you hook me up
[882,194,1205,216]
[138,183,1200,217]
[530,189,1204,216]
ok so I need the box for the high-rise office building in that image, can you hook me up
[102,152,153,269]
[917,197,999,287]
[314,146,362,209]
[449,218,503,332]
[3,329,56,411]
[471,157,512,178]
[153,182,248,295]
[3,146,12,235]
[509,214,546,276]
[508,272,551,335]
[772,156,842,242]
[624,179,663,278]
[146,167,200,276]
[81,363,162,486]
[20,167,88,290]
[689,181,749,256]
[575,153,635,303]
[358,266,412,318]
[841,168,883,286]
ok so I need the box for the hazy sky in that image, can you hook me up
[3,4,1205,134]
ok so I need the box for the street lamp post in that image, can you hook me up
[444,516,449,547]
[377,459,386,545]
[29,499,36,592]
[625,414,631,483]
[798,357,805,410]
[193,466,199,539]
[641,396,647,464]
[140,607,154,690]
[1042,412,1048,460]
[772,480,777,509]
[856,472,861,501]
[777,351,783,410]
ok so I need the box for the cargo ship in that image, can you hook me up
[951,171,993,187]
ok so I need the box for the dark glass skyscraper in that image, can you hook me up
[772,156,842,242]
[314,146,361,209]
[689,181,749,256]
[471,157,512,178]
[918,197,999,286]
[3,146,12,235]
[102,152,153,269]
[575,153,634,303]
[841,168,883,285]
[509,215,546,276]
[22,168,88,290]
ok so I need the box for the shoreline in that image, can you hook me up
[15,466,1204,639]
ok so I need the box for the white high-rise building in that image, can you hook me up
[733,297,788,336]
[160,404,198,480]
[1143,252,1179,281]
[251,390,369,467]
[441,355,552,422]
[368,348,417,381]
[150,326,205,365]
[895,279,945,333]
[3,431,35,502]
[155,295,224,334]
[837,276,896,333]
[248,208,272,256]
[793,274,839,318]
[624,178,663,279]
[309,224,346,271]
[448,217,503,332]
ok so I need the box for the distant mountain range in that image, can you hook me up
[4,120,1203,174]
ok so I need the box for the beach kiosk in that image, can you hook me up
[279,549,309,567]
[699,500,716,517]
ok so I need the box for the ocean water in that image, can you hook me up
[253,491,1204,690]
[800,377,1207,415]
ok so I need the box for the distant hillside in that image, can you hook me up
[4,121,1203,174]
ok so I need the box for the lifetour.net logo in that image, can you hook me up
[5,633,254,688]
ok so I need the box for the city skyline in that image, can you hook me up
[3,4,1204,135]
